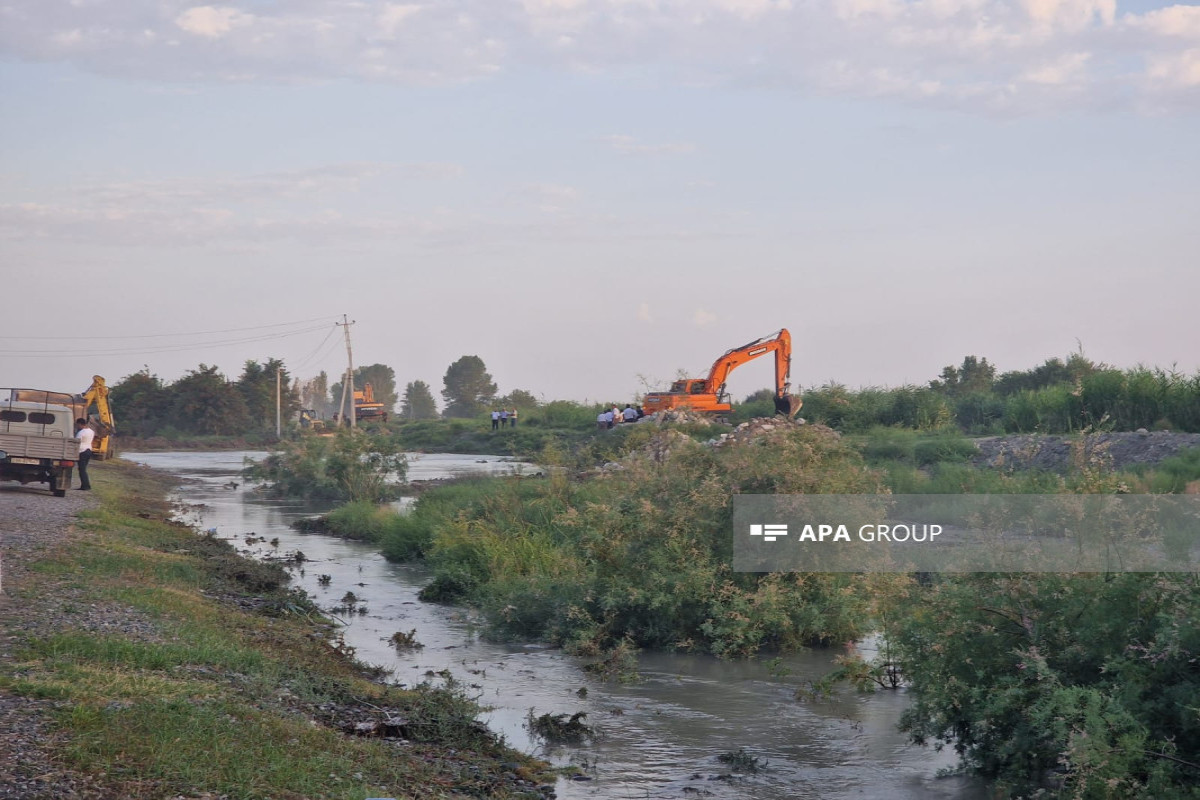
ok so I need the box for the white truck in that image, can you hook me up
[0,388,84,497]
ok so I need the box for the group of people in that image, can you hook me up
[490,408,519,430]
[597,403,643,429]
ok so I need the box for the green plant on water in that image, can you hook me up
[244,427,407,503]
[526,710,595,744]
[717,748,762,773]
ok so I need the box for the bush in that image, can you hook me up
[245,429,406,503]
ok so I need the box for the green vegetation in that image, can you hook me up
[441,355,498,419]
[889,573,1200,798]
[244,427,406,503]
[294,418,1200,797]
[0,462,549,799]
[802,354,1200,435]
[342,426,890,658]
[402,379,439,420]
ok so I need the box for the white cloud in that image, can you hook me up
[694,307,718,327]
[1126,5,1200,39]
[175,6,255,38]
[1,0,1199,112]
[1023,51,1090,84]
[711,0,794,20]
[1021,0,1115,31]
[378,4,423,38]
[604,134,698,155]
[1146,48,1200,87]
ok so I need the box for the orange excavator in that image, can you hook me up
[642,329,802,418]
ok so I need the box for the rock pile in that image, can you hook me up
[706,416,811,449]
[973,430,1200,472]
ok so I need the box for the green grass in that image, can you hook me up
[0,460,550,799]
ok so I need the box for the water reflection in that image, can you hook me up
[125,451,985,800]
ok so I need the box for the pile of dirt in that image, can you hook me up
[708,416,812,449]
[972,431,1200,472]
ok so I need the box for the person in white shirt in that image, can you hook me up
[622,404,638,423]
[75,418,95,491]
[596,411,608,430]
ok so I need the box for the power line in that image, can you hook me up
[0,316,337,341]
[0,324,333,358]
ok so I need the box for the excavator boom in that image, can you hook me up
[642,329,802,418]
[79,375,115,460]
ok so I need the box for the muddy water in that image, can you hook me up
[126,451,987,800]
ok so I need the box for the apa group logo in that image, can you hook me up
[749,524,788,542]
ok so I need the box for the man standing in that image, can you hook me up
[75,418,95,491]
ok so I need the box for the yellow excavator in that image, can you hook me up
[642,329,803,418]
[78,375,116,460]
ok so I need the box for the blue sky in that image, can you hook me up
[2,0,1198,406]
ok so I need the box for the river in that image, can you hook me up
[126,450,987,800]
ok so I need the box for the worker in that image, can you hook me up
[491,409,500,430]
[500,408,509,427]
[596,410,608,431]
[509,408,518,427]
[75,418,94,491]
[622,404,638,423]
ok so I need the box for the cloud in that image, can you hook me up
[1146,48,1200,87]
[1126,5,1200,39]
[176,6,255,38]
[2,0,1200,112]
[523,182,579,212]
[693,307,718,327]
[603,135,698,155]
[1022,51,1091,84]
[378,4,424,38]
[0,162,467,247]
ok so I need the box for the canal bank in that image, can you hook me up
[0,459,554,800]
[127,450,987,800]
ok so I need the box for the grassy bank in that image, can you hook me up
[0,462,551,800]
[300,422,1200,797]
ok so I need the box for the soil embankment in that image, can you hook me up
[972,431,1200,472]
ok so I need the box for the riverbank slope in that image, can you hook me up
[0,461,552,800]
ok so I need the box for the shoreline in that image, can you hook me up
[0,459,554,800]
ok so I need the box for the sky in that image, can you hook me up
[2,0,1199,408]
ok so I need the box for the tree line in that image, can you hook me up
[110,354,539,438]
[793,352,1200,434]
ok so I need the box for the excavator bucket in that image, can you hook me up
[774,394,803,418]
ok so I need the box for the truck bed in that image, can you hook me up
[0,432,77,460]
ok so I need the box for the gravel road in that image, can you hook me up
[0,484,110,799]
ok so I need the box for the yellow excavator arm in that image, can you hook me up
[80,375,115,460]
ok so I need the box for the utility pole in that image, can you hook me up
[336,315,356,429]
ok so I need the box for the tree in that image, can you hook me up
[110,368,169,437]
[238,358,299,432]
[330,363,398,416]
[497,388,539,411]
[299,371,332,417]
[168,365,251,436]
[931,355,995,396]
[401,380,438,420]
[441,355,497,418]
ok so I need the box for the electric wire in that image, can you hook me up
[0,324,333,358]
[0,316,338,341]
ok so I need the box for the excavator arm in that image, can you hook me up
[705,329,802,417]
[79,375,115,460]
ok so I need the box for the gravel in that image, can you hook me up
[0,484,114,799]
